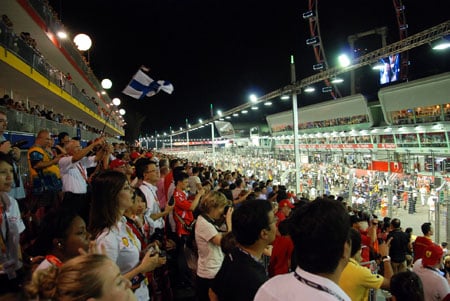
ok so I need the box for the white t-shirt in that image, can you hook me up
[140,182,164,234]
[0,195,26,273]
[96,217,149,301]
[255,267,351,301]
[59,156,96,194]
[188,175,201,195]
[195,215,224,279]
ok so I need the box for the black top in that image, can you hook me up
[387,228,410,263]
[211,247,268,301]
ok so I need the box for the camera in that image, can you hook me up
[11,140,28,148]
[224,205,233,215]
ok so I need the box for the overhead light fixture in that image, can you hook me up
[232,113,239,117]
[372,63,384,70]
[331,77,344,84]
[249,94,258,103]
[304,87,315,93]
[242,110,248,114]
[57,31,67,39]
[432,35,450,50]
[280,95,290,100]
[264,101,272,106]
[251,106,258,110]
[338,54,351,68]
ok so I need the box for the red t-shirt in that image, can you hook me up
[173,189,194,236]
[164,171,174,200]
[269,235,294,277]
[275,211,286,227]
[360,231,372,263]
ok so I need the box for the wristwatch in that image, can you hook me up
[382,255,391,262]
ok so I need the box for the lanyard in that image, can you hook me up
[425,266,445,276]
[76,163,88,183]
[293,270,346,301]
[143,183,159,204]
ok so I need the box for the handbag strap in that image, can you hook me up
[173,210,187,226]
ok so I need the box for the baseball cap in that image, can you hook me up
[109,159,127,169]
[130,151,141,160]
[422,243,444,267]
[279,199,294,209]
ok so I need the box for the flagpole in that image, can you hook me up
[210,103,215,168]
[186,118,190,152]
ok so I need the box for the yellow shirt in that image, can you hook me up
[339,258,384,301]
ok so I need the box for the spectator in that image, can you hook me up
[135,158,173,239]
[412,243,450,301]
[59,138,107,223]
[27,129,64,211]
[211,199,276,301]
[275,199,294,225]
[173,170,205,288]
[26,254,135,300]
[390,270,425,301]
[0,109,26,202]
[28,208,90,271]
[388,218,411,274]
[339,228,393,300]
[196,191,232,301]
[0,153,26,294]
[54,131,70,155]
[413,222,434,263]
[90,170,165,301]
[268,218,294,277]
[255,198,351,301]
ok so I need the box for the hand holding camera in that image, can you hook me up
[0,140,11,154]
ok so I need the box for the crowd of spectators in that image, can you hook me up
[1,14,122,132]
[271,114,370,133]
[0,132,449,300]
[0,94,107,135]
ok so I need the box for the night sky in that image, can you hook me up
[47,0,449,139]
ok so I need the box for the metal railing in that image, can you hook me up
[0,21,122,132]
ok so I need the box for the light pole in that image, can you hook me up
[186,118,190,152]
[291,55,301,194]
[210,104,215,168]
[170,127,173,151]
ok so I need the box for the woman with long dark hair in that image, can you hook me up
[90,170,165,301]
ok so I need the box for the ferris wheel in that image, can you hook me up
[303,0,409,98]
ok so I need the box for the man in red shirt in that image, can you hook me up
[413,222,434,262]
[269,219,294,277]
[275,199,294,225]
[172,171,205,288]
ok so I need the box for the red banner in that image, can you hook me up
[368,161,403,173]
